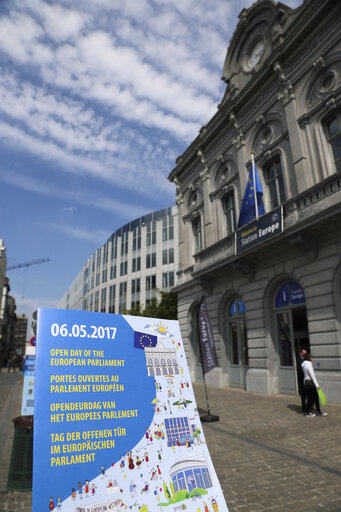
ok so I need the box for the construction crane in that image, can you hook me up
[7,257,50,271]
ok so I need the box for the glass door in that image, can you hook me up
[227,299,248,389]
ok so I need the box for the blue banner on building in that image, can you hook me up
[33,308,228,512]
[235,207,283,254]
[198,297,219,374]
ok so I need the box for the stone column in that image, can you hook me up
[274,62,310,194]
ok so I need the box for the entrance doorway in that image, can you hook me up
[226,298,248,389]
[274,282,310,395]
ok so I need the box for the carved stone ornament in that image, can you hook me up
[230,112,245,149]
[175,192,184,206]
[197,148,211,182]
[274,62,295,106]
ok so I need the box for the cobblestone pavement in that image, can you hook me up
[0,372,340,511]
[194,383,341,512]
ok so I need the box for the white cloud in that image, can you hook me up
[50,223,111,244]
[0,168,151,218]
[40,3,87,42]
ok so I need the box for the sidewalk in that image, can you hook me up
[0,373,340,511]
[194,383,341,512]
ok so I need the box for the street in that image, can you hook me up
[0,372,340,511]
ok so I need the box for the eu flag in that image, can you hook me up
[237,162,265,228]
[134,331,157,349]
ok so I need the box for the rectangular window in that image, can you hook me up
[111,236,118,260]
[110,265,116,279]
[94,291,99,312]
[163,249,167,265]
[146,276,150,291]
[136,278,140,292]
[101,288,106,313]
[137,257,141,271]
[264,158,286,209]
[103,242,108,265]
[146,254,151,268]
[96,248,101,268]
[109,285,115,314]
[132,258,136,272]
[222,193,236,236]
[102,269,107,283]
[169,271,174,287]
[152,253,156,267]
[169,248,174,264]
[96,273,100,286]
[162,272,168,288]
[192,216,202,253]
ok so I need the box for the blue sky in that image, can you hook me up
[1,0,301,326]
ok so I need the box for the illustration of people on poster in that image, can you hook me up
[33,309,228,512]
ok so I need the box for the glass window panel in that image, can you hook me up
[277,312,293,366]
[229,321,239,365]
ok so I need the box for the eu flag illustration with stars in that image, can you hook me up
[237,162,265,228]
[134,331,157,349]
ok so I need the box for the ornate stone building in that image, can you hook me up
[145,340,179,377]
[169,0,341,403]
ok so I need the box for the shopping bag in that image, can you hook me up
[318,388,327,406]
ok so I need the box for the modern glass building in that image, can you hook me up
[58,206,178,313]
[169,454,213,493]
[164,417,195,448]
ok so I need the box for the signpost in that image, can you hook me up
[235,207,283,255]
[33,309,229,512]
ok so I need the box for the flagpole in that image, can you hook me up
[197,296,219,423]
[251,152,259,220]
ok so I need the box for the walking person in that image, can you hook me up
[302,353,327,417]
[297,348,308,414]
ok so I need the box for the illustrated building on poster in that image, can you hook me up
[145,340,179,377]
[170,453,213,493]
[165,417,196,447]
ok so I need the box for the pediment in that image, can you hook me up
[220,0,302,104]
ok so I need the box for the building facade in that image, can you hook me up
[12,314,28,357]
[59,207,178,314]
[169,0,341,403]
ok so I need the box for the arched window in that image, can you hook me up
[221,192,236,236]
[263,157,286,209]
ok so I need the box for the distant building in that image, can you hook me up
[59,207,178,313]
[0,239,7,353]
[0,277,17,366]
[168,0,341,403]
[12,315,27,357]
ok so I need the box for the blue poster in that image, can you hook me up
[33,309,228,512]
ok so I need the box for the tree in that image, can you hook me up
[163,481,171,500]
[125,290,177,320]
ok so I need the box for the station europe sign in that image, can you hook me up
[235,207,283,254]
[33,308,228,512]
